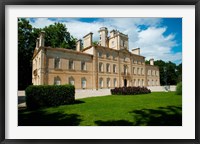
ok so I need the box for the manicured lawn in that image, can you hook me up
[18,92,182,126]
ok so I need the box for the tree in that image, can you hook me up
[43,22,76,49]
[18,20,77,90]
[18,18,40,90]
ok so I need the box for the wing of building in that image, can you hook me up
[32,27,160,89]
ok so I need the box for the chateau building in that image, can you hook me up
[32,27,160,89]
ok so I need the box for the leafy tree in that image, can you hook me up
[18,18,40,90]
[43,22,76,49]
[92,41,98,46]
[18,20,77,90]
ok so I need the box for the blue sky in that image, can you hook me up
[27,17,182,65]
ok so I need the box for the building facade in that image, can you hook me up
[32,27,160,89]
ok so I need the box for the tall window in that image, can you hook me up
[113,78,117,87]
[106,53,110,59]
[106,63,110,73]
[124,65,128,75]
[99,63,103,72]
[113,64,117,73]
[99,78,103,88]
[81,78,86,89]
[54,76,61,85]
[54,57,60,69]
[69,77,75,85]
[69,60,74,70]
[81,61,86,71]
[137,68,140,75]
[98,52,102,57]
[107,78,110,88]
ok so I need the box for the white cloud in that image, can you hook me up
[28,18,182,64]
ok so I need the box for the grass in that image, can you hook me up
[18,92,182,126]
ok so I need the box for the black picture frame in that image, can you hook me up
[1,0,199,143]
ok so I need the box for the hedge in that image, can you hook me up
[111,86,151,95]
[176,82,182,95]
[25,84,75,110]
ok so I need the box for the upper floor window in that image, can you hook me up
[98,52,102,57]
[81,61,86,71]
[99,63,104,72]
[69,60,74,70]
[113,64,117,73]
[106,63,111,73]
[54,57,60,69]
[106,53,110,59]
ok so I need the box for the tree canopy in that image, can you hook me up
[18,19,77,90]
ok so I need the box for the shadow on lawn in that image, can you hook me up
[95,106,182,126]
[18,110,82,126]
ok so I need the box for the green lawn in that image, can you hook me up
[18,92,182,126]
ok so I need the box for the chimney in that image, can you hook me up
[150,58,154,65]
[132,48,140,55]
[83,32,93,48]
[76,39,82,51]
[39,31,45,47]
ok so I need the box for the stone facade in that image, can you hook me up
[32,27,160,89]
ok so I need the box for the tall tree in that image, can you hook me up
[43,22,76,49]
[18,18,40,90]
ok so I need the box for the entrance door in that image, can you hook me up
[124,79,127,87]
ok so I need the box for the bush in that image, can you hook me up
[111,86,151,95]
[25,84,75,110]
[176,82,182,95]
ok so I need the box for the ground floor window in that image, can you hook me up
[99,78,103,88]
[113,78,117,87]
[107,78,111,88]
[81,78,86,89]
[69,77,75,85]
[54,76,61,85]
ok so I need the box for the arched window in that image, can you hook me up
[106,63,110,73]
[99,63,103,72]
[54,57,60,69]
[54,76,61,85]
[81,77,86,89]
[69,76,75,85]
[99,78,103,88]
[107,78,110,88]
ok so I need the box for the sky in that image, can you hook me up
[27,18,182,65]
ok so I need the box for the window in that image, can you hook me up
[141,68,144,75]
[113,78,117,87]
[81,78,86,89]
[81,61,86,71]
[99,63,103,72]
[99,78,103,88]
[148,70,151,76]
[54,57,60,69]
[69,60,74,70]
[98,52,102,57]
[112,41,115,47]
[156,71,159,76]
[69,77,75,85]
[124,65,128,75]
[107,78,110,88]
[142,79,144,86]
[135,79,137,86]
[106,64,110,73]
[137,68,140,75]
[106,53,110,59]
[113,64,117,73]
[54,76,61,85]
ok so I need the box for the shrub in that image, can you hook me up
[25,84,75,110]
[111,86,151,95]
[176,82,182,95]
